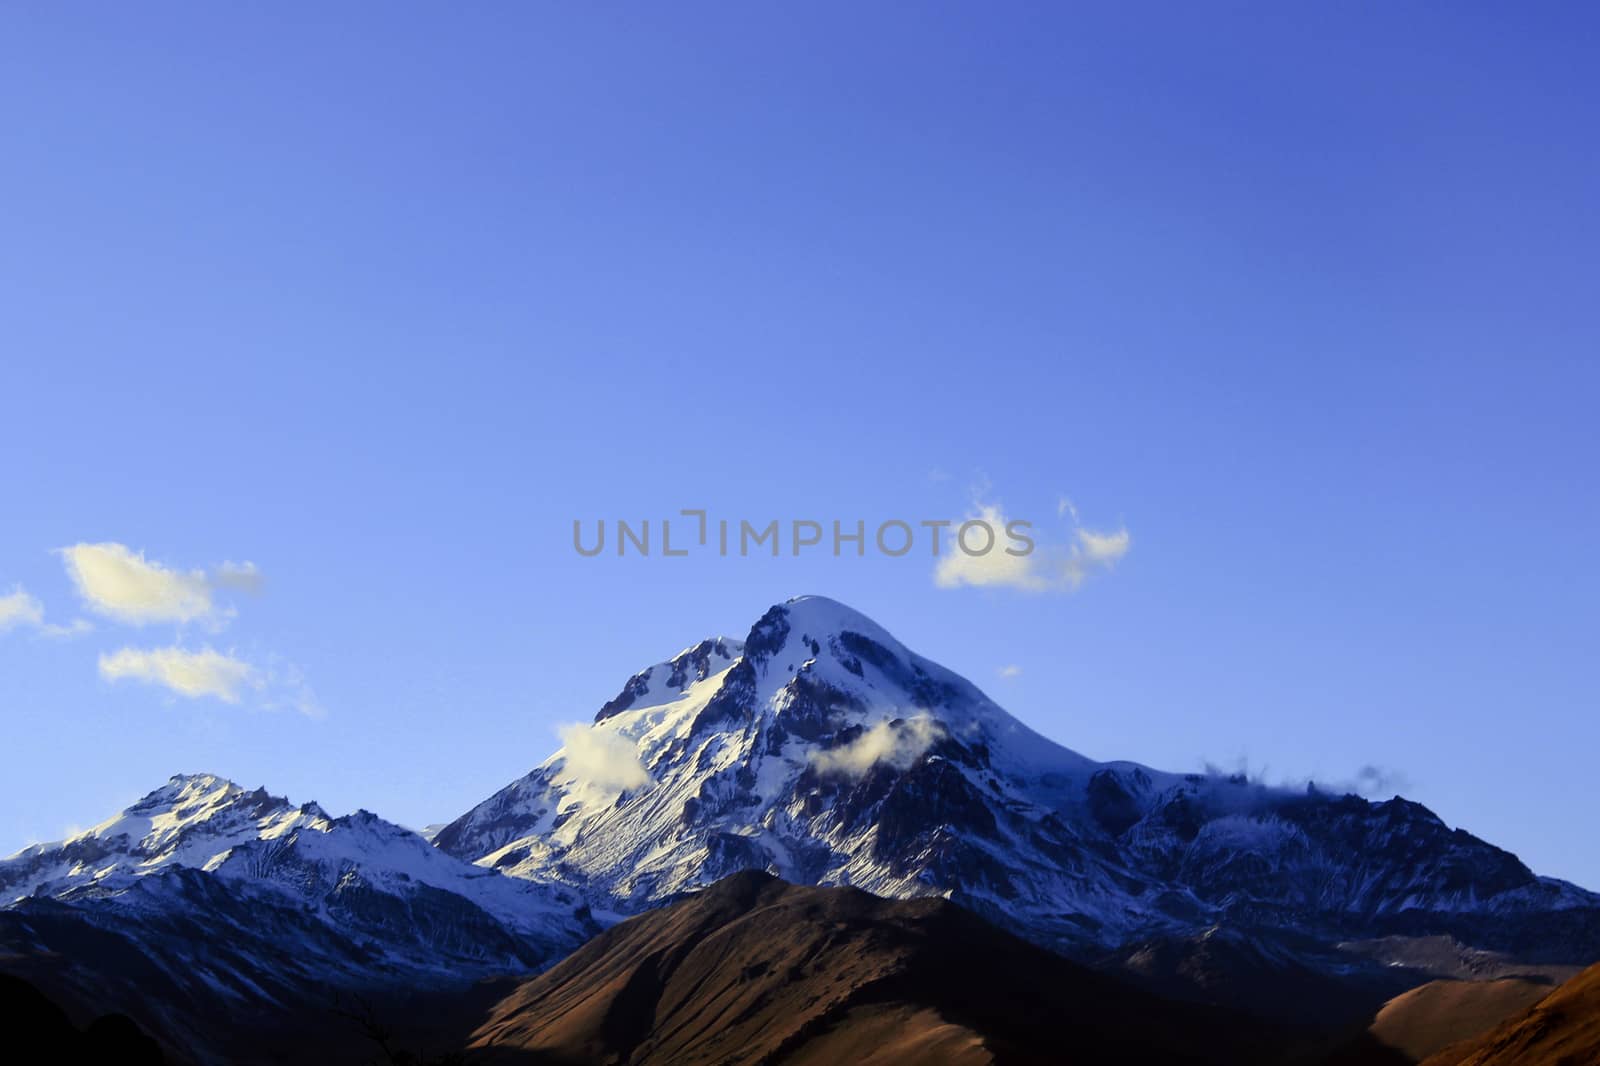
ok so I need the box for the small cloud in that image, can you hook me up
[1077,527,1130,565]
[211,561,264,593]
[998,664,1023,679]
[99,646,257,702]
[810,715,945,779]
[41,618,95,639]
[255,655,325,719]
[934,501,1130,594]
[58,542,262,627]
[1349,764,1411,798]
[0,587,45,632]
[0,586,92,639]
[556,723,650,791]
[1200,756,1412,800]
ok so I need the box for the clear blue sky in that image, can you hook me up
[2,5,1597,887]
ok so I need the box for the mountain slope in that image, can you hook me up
[1420,961,1600,1066]
[1,773,593,967]
[0,774,597,1063]
[468,869,1286,1065]
[438,596,1600,969]
[1363,977,1557,1063]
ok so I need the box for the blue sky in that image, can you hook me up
[2,5,1597,886]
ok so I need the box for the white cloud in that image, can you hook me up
[0,588,45,632]
[61,543,215,624]
[998,664,1023,679]
[810,715,945,779]
[0,586,92,638]
[934,501,1129,594]
[99,646,257,702]
[556,723,650,791]
[58,543,262,627]
[1077,527,1131,565]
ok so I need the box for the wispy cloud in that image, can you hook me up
[211,561,264,593]
[1200,756,1413,800]
[934,501,1130,594]
[99,646,257,702]
[556,723,650,791]
[58,542,261,627]
[998,664,1023,679]
[0,588,45,632]
[255,655,324,719]
[0,586,92,638]
[810,715,945,779]
[1349,764,1411,798]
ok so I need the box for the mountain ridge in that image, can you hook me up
[437,595,1600,973]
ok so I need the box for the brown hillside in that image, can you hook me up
[1366,977,1555,1062]
[1421,961,1600,1066]
[468,870,1283,1065]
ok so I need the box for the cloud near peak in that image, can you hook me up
[934,502,1129,594]
[556,723,650,792]
[58,543,261,627]
[809,715,945,779]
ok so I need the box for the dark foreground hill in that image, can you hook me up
[467,870,1287,1065]
[0,972,164,1063]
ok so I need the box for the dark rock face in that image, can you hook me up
[665,638,737,688]
[595,670,653,722]
[1088,767,1153,836]
[743,604,791,662]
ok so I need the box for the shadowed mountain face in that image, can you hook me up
[468,870,1287,1066]
[1419,961,1600,1066]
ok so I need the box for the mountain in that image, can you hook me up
[437,596,1600,1000]
[0,774,596,1062]
[3,595,1596,1058]
[1420,960,1600,1065]
[467,869,1287,1065]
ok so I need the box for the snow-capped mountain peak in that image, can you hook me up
[437,595,1600,960]
[0,773,330,904]
[436,595,1153,918]
[594,635,744,722]
[0,771,599,1011]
